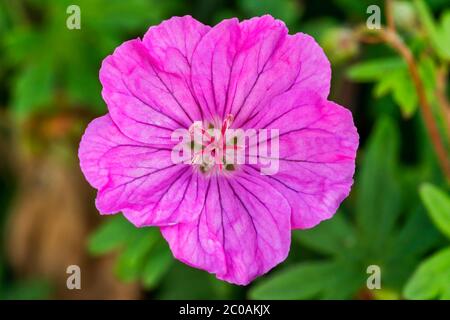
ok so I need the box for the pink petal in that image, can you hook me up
[246,89,358,229]
[285,32,331,98]
[161,172,291,285]
[78,115,208,226]
[120,169,208,227]
[143,15,211,68]
[78,114,146,189]
[100,16,210,144]
[190,15,330,126]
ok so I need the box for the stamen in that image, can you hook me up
[221,114,234,136]
[225,164,235,171]
[190,114,238,174]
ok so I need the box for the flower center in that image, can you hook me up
[188,114,240,174]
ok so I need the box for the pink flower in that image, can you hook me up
[79,15,358,285]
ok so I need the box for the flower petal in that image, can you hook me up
[160,172,291,285]
[78,114,208,226]
[246,89,358,229]
[191,15,330,126]
[100,16,210,144]
[121,169,208,227]
[143,15,211,68]
[285,32,331,98]
[78,114,146,189]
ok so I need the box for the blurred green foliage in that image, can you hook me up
[2,0,183,118]
[0,0,449,300]
[403,184,450,299]
[250,117,443,299]
[347,57,419,117]
[89,215,173,288]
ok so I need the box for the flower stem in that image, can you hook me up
[354,0,450,181]
[382,29,450,180]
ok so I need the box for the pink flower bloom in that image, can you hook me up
[79,15,358,285]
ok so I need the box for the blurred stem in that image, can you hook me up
[385,0,396,33]
[383,0,450,180]
[355,1,450,181]
[382,29,450,180]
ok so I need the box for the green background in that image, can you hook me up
[0,0,449,300]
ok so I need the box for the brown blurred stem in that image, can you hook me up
[354,1,450,181]
[385,0,396,33]
[382,30,450,179]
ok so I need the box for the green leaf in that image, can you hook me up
[354,57,420,118]
[441,285,450,299]
[384,207,442,289]
[157,262,224,299]
[12,59,55,118]
[373,71,397,98]
[3,29,43,67]
[65,52,104,112]
[2,279,52,300]
[355,117,402,254]
[293,213,356,256]
[418,56,439,123]
[320,260,366,299]
[115,228,159,282]
[209,276,236,299]
[392,70,418,118]
[237,0,302,27]
[141,240,173,289]
[249,262,336,300]
[414,0,437,37]
[390,207,442,261]
[88,215,136,255]
[414,0,450,60]
[404,247,450,299]
[441,11,450,42]
[419,183,450,239]
[373,68,418,118]
[249,260,365,300]
[346,58,405,82]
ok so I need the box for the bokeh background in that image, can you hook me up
[0,0,449,300]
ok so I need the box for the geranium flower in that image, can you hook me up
[79,15,358,285]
